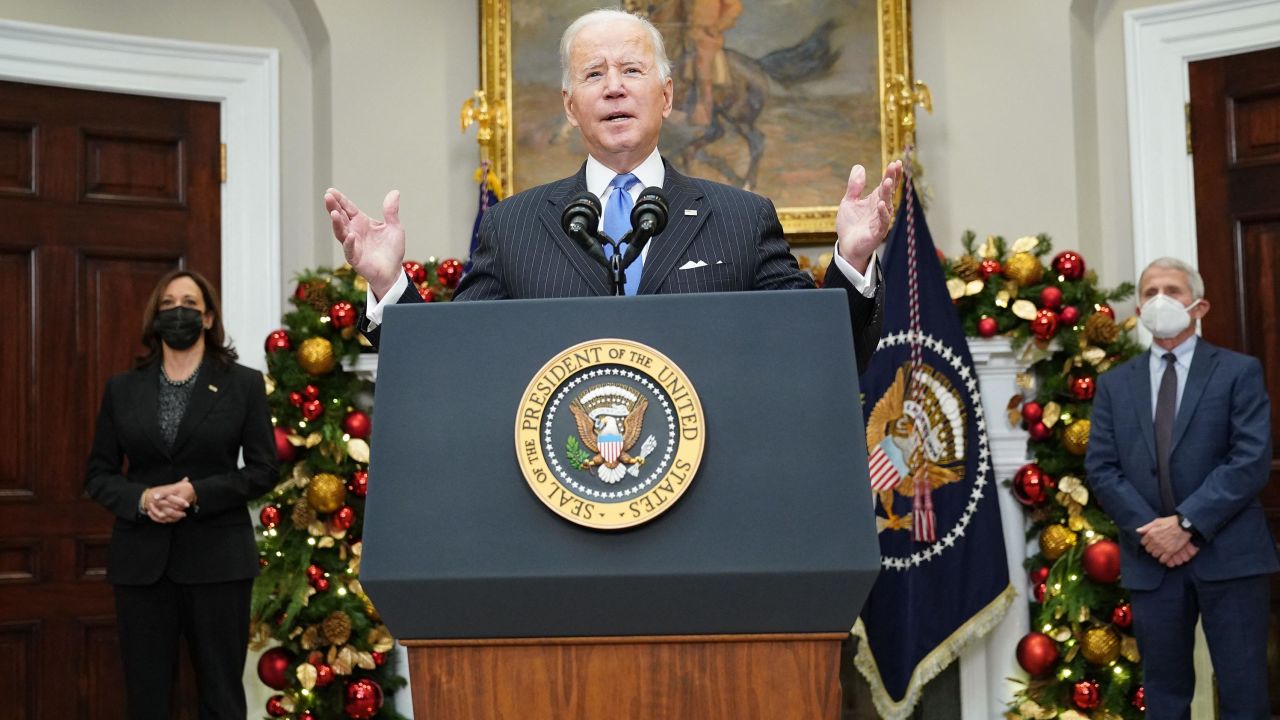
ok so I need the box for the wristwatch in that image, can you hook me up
[1177,513,1203,547]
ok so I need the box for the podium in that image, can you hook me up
[362,290,880,719]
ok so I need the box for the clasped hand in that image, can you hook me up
[144,478,197,524]
[1137,515,1198,568]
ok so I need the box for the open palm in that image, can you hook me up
[325,188,406,299]
[836,161,902,272]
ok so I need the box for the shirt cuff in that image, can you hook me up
[364,272,410,329]
[831,244,879,298]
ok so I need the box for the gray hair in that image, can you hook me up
[1141,256,1205,299]
[560,9,671,95]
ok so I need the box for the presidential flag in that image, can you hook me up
[463,160,502,273]
[853,176,1014,719]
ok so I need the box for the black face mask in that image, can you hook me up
[153,307,205,350]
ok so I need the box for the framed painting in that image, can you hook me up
[478,0,916,244]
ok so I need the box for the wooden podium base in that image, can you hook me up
[403,633,846,720]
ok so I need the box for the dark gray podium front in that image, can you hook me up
[362,289,879,720]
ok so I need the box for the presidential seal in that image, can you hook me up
[515,339,705,530]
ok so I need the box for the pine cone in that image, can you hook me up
[953,255,981,282]
[291,500,317,529]
[1084,313,1120,345]
[322,610,352,646]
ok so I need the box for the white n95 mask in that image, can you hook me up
[1139,294,1200,338]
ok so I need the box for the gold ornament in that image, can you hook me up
[979,236,999,259]
[322,610,353,646]
[953,255,981,282]
[1063,419,1091,456]
[1081,626,1121,665]
[297,337,336,375]
[1039,523,1077,560]
[1004,252,1043,286]
[307,473,347,513]
[1011,299,1038,320]
[301,625,323,650]
[947,278,967,300]
[1085,313,1120,345]
[291,500,317,529]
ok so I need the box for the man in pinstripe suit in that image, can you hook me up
[327,8,898,372]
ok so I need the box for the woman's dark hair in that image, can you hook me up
[137,269,239,368]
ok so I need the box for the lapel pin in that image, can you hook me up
[208,385,219,392]
[684,209,698,216]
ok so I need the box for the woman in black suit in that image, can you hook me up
[86,269,277,719]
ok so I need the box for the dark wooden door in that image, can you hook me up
[1188,45,1280,713]
[0,80,220,719]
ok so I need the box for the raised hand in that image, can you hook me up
[325,188,406,300]
[836,160,903,274]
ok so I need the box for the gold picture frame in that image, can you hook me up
[474,0,920,245]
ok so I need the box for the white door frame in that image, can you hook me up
[1125,0,1280,279]
[0,19,281,371]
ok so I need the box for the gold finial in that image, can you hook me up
[460,89,507,161]
[884,74,933,144]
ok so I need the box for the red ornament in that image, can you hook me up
[273,427,296,462]
[306,564,324,581]
[1033,582,1046,603]
[302,399,324,421]
[1072,679,1101,710]
[1112,602,1133,629]
[1132,685,1146,712]
[1030,308,1059,341]
[257,647,292,690]
[343,678,384,719]
[1016,632,1059,677]
[1030,566,1050,585]
[978,258,1002,279]
[265,329,292,353]
[402,261,426,284]
[372,651,386,666]
[303,384,320,400]
[342,411,372,440]
[1059,305,1080,326]
[1070,376,1096,401]
[417,284,436,302]
[333,505,356,530]
[437,258,464,289]
[313,576,329,592]
[300,713,316,720]
[1022,401,1043,425]
[293,282,309,301]
[1082,539,1122,584]
[259,505,281,529]
[348,469,369,498]
[1052,250,1087,281]
[266,695,287,717]
[1028,421,1052,442]
[1095,303,1115,319]
[288,391,304,407]
[329,301,357,329]
[977,316,999,338]
[315,662,335,688]
[1039,286,1063,310]
[1012,463,1055,506]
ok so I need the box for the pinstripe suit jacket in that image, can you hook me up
[370,161,883,371]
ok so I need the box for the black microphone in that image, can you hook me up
[622,186,669,267]
[561,191,608,267]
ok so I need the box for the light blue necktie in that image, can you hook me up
[603,173,642,295]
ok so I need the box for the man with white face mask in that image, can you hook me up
[1087,257,1275,719]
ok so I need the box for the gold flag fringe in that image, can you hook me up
[852,582,1017,719]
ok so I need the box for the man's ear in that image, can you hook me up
[563,89,581,128]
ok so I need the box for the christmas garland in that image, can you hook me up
[942,233,1150,719]
[250,258,462,719]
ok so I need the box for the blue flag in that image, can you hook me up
[463,161,502,273]
[853,179,1013,718]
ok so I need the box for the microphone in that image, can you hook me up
[622,186,669,267]
[561,191,608,267]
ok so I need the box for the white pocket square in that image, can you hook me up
[679,260,708,270]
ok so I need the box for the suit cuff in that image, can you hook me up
[830,244,878,298]
[364,271,410,329]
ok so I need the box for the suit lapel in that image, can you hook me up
[1131,357,1157,466]
[170,361,227,456]
[537,165,612,296]
[638,162,708,295]
[135,365,170,458]
[1170,340,1217,451]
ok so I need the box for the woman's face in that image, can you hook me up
[159,276,212,329]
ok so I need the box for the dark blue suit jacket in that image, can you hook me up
[1086,338,1277,590]
[368,161,883,372]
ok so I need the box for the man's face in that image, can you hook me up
[1137,266,1209,320]
[562,19,673,173]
